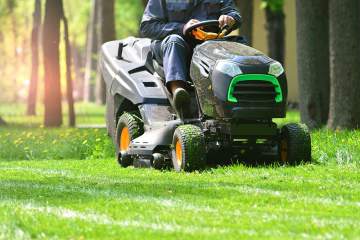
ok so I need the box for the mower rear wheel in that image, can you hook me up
[279,123,311,165]
[172,125,206,172]
[115,112,142,167]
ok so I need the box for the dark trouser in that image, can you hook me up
[151,34,192,87]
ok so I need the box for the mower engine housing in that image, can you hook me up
[190,40,288,120]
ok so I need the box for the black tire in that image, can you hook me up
[171,125,206,172]
[279,123,311,165]
[115,112,143,167]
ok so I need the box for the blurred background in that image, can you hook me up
[0,0,359,130]
[0,0,143,127]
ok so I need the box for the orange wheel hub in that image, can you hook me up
[120,127,130,151]
[175,139,182,167]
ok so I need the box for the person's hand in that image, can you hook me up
[218,15,235,28]
[183,19,200,35]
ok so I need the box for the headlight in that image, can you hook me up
[215,60,242,77]
[269,61,284,77]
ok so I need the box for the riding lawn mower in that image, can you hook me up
[100,20,311,171]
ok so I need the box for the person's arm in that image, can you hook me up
[140,0,185,40]
[221,0,243,29]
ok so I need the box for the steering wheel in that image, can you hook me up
[184,20,233,41]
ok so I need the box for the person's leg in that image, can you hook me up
[156,34,191,116]
[161,34,191,94]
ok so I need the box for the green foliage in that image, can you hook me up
[115,0,144,38]
[63,0,91,48]
[261,0,284,12]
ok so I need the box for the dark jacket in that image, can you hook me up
[140,0,242,40]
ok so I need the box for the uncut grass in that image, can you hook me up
[0,128,114,160]
[1,119,360,165]
[0,103,112,161]
[0,159,359,239]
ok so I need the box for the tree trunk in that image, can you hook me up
[7,0,19,102]
[71,41,84,100]
[328,0,360,129]
[43,0,62,127]
[296,0,330,129]
[84,0,99,102]
[96,0,116,105]
[265,7,285,64]
[27,0,42,116]
[60,0,76,127]
[234,0,253,45]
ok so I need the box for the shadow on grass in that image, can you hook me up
[0,178,222,205]
[206,154,317,171]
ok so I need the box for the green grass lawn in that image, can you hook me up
[0,104,359,239]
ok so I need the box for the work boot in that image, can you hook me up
[173,87,191,118]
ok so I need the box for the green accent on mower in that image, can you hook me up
[227,74,283,103]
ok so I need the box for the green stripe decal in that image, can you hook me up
[227,74,283,103]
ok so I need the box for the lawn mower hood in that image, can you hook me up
[190,40,288,120]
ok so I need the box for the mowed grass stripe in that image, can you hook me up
[1,173,360,210]
[0,200,356,239]
[0,162,359,205]
[0,203,294,239]
[0,201,232,235]
[1,179,359,219]
[0,167,359,206]
[1,185,359,229]
[2,165,360,189]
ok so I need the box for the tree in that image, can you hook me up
[328,0,360,129]
[43,0,62,127]
[234,0,253,45]
[84,0,99,102]
[7,0,19,102]
[96,0,116,105]
[262,0,285,64]
[27,0,42,116]
[296,0,330,129]
[71,39,84,100]
[60,0,76,127]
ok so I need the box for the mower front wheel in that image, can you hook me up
[172,125,206,172]
[115,112,142,167]
[279,123,311,165]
